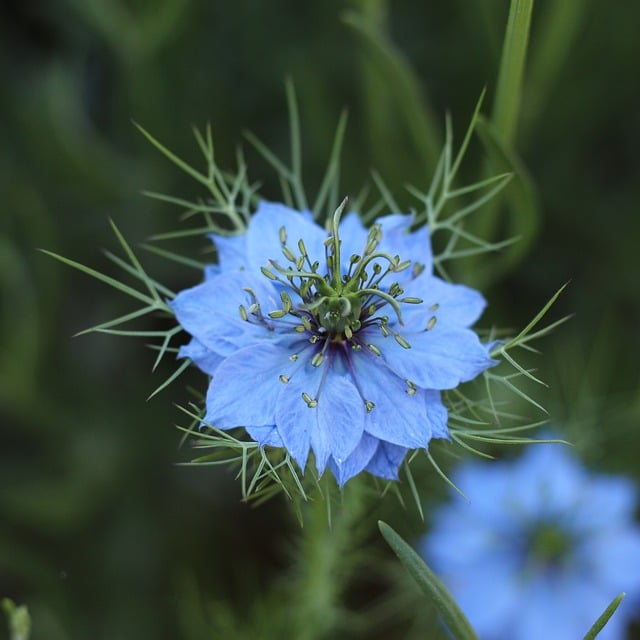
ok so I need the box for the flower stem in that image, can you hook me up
[289,477,368,640]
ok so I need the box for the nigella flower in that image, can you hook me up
[422,441,640,640]
[171,200,495,485]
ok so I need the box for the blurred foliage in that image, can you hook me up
[2,0,640,638]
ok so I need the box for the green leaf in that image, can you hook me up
[378,521,479,640]
[492,0,535,147]
[2,599,31,640]
[583,593,625,640]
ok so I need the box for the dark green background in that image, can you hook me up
[2,1,640,638]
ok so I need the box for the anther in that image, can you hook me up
[281,245,297,263]
[289,354,299,362]
[311,353,324,367]
[426,316,437,331]
[302,392,318,408]
[405,380,417,396]
[279,226,287,244]
[261,266,278,280]
[268,310,287,319]
[365,400,375,412]
[280,291,293,313]
[367,343,382,356]
[238,305,248,321]
[394,333,411,349]
[279,375,289,384]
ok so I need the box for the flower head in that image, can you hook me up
[171,200,495,485]
[422,441,640,640]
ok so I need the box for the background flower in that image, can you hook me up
[171,201,495,484]
[422,441,640,640]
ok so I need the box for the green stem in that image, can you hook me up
[290,478,368,640]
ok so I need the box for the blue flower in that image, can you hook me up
[171,200,495,485]
[421,441,640,640]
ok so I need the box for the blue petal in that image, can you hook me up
[350,350,434,448]
[246,201,327,272]
[203,343,298,429]
[367,325,496,390]
[328,432,378,486]
[374,213,432,276]
[364,441,407,480]
[275,359,365,475]
[425,389,450,440]
[401,274,487,331]
[245,425,284,448]
[209,232,248,271]
[171,271,287,357]
[178,337,224,376]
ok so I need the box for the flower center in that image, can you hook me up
[238,199,429,411]
[316,294,362,338]
[255,198,424,345]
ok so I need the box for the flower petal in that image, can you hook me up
[177,337,224,376]
[328,432,379,486]
[350,349,433,448]
[364,441,407,480]
[209,232,248,271]
[401,274,488,331]
[368,325,496,390]
[203,343,298,429]
[374,213,432,276]
[171,271,287,357]
[245,425,283,448]
[246,201,327,272]
[275,360,365,474]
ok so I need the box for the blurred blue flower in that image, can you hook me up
[171,201,495,484]
[422,441,640,640]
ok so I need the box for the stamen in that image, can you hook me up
[280,291,293,313]
[302,392,318,408]
[367,343,382,356]
[260,266,278,280]
[393,333,411,349]
[281,245,297,263]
